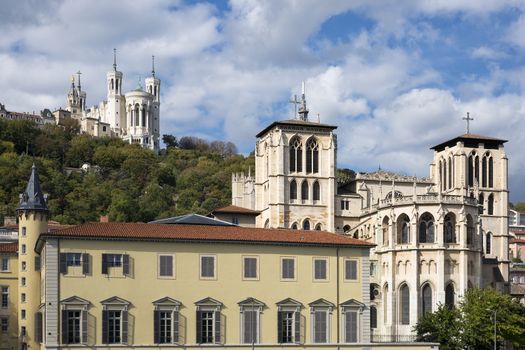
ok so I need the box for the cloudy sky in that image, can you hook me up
[2,0,525,201]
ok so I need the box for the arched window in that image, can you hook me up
[468,155,474,187]
[382,216,390,246]
[486,232,492,255]
[422,284,432,315]
[264,219,270,228]
[301,181,309,200]
[315,223,322,231]
[443,160,447,191]
[291,223,298,230]
[343,225,351,233]
[110,78,114,90]
[306,138,319,173]
[479,193,484,214]
[475,154,479,185]
[289,180,297,200]
[141,106,146,126]
[449,156,454,189]
[400,284,410,325]
[419,213,435,243]
[289,137,302,172]
[444,213,456,243]
[397,214,410,244]
[466,214,474,245]
[370,306,377,329]
[313,181,320,201]
[303,219,311,230]
[445,284,454,308]
[383,284,389,323]
[116,79,119,93]
[134,104,140,126]
[488,157,493,188]
[488,194,494,215]
[482,156,487,187]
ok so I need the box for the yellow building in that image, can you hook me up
[1,166,438,350]
[0,242,18,350]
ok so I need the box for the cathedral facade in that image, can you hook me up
[58,50,161,152]
[231,90,510,341]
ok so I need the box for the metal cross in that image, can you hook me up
[463,112,474,134]
[289,94,300,119]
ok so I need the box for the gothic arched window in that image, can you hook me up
[313,181,320,201]
[466,214,474,245]
[289,137,302,173]
[264,219,270,228]
[488,194,494,215]
[134,104,140,126]
[488,156,494,188]
[419,213,435,243]
[290,180,297,200]
[443,160,447,191]
[448,156,453,189]
[479,193,484,214]
[397,214,410,244]
[370,306,377,329]
[482,156,488,187]
[400,284,410,325]
[445,283,455,308]
[444,213,456,244]
[115,79,119,93]
[291,223,298,230]
[303,219,311,230]
[422,283,432,315]
[382,216,390,246]
[315,223,322,231]
[486,232,492,255]
[306,138,319,173]
[301,181,309,200]
[343,225,351,233]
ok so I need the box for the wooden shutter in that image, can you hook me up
[121,310,129,344]
[61,309,68,344]
[81,309,88,344]
[277,311,283,343]
[34,256,41,271]
[173,311,179,343]
[101,254,108,274]
[196,311,202,343]
[82,254,89,275]
[166,256,173,276]
[102,309,108,344]
[35,312,43,343]
[122,254,130,275]
[60,253,67,274]
[214,311,221,344]
[153,310,160,344]
[294,311,300,344]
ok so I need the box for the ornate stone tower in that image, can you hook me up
[145,55,161,152]
[66,76,82,120]
[254,84,337,231]
[17,164,49,349]
[106,48,125,135]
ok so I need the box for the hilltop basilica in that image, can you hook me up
[54,50,161,152]
[226,87,510,340]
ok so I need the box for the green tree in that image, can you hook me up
[415,305,463,349]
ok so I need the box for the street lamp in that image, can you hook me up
[488,309,497,350]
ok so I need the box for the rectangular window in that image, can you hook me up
[21,277,26,286]
[22,227,26,236]
[1,286,7,308]
[21,293,26,303]
[1,257,8,272]
[313,310,328,343]
[67,253,82,267]
[345,260,357,281]
[278,311,299,343]
[200,256,216,279]
[67,310,81,343]
[159,255,174,277]
[198,311,215,343]
[281,257,296,280]
[21,244,26,254]
[159,311,172,343]
[21,261,26,271]
[21,309,26,319]
[243,257,258,280]
[21,326,26,336]
[107,254,122,267]
[242,310,258,344]
[0,317,7,333]
[108,310,122,343]
[313,258,327,281]
[344,311,358,343]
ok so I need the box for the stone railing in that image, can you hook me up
[369,193,478,210]
[372,334,418,343]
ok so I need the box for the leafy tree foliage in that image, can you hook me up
[415,288,525,349]
[0,120,253,224]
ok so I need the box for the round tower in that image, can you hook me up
[145,55,160,152]
[16,164,48,350]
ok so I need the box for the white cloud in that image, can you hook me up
[471,46,507,60]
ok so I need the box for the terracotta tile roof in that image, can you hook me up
[4,223,73,232]
[212,205,261,215]
[510,238,525,244]
[39,222,374,248]
[0,242,18,253]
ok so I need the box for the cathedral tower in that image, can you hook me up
[145,55,161,152]
[106,48,125,134]
[16,164,49,349]
[66,76,82,119]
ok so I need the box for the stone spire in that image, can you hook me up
[151,55,155,78]
[17,164,48,212]
[298,81,309,121]
[113,48,117,71]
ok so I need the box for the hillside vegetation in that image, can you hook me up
[0,119,254,224]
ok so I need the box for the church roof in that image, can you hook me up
[17,164,48,212]
[212,205,261,215]
[148,213,235,226]
[36,222,375,251]
[431,133,507,151]
[256,119,337,138]
[356,169,432,183]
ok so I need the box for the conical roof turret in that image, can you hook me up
[17,164,48,212]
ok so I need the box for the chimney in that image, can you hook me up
[100,215,109,223]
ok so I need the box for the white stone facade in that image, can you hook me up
[232,93,510,342]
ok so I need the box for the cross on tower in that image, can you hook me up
[463,112,474,134]
[289,94,300,119]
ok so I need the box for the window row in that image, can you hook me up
[289,136,319,174]
[467,152,494,189]
[289,179,320,201]
[59,253,359,282]
[56,296,365,345]
[290,219,323,231]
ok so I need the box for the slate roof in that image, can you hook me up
[148,213,235,226]
[212,205,261,215]
[17,164,48,212]
[37,222,374,250]
[431,133,507,151]
[256,119,337,138]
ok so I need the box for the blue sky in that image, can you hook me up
[1,0,524,201]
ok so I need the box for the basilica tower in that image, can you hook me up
[106,48,126,134]
[145,55,161,152]
[16,164,49,349]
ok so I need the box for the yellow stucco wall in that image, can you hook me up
[0,252,18,350]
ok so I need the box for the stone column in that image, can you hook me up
[436,250,445,305]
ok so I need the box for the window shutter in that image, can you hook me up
[123,254,130,275]
[196,311,202,343]
[35,256,41,271]
[214,311,221,344]
[345,311,357,343]
[121,310,129,344]
[102,309,108,344]
[101,254,108,274]
[277,311,283,343]
[82,254,89,274]
[173,311,179,343]
[61,309,68,344]
[35,312,43,343]
[81,309,88,344]
[153,310,160,344]
[294,311,300,344]
[167,256,173,276]
[60,253,67,274]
